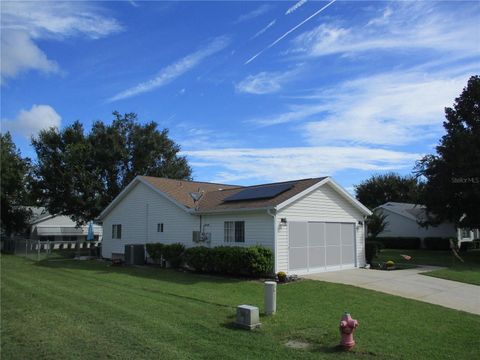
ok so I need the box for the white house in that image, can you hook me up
[29,207,103,242]
[97,176,371,275]
[375,202,478,245]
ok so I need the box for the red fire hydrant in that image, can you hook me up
[339,312,359,350]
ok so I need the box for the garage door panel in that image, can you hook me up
[289,247,308,270]
[326,246,341,266]
[289,221,356,273]
[325,223,341,246]
[308,247,325,268]
[341,223,355,246]
[308,223,325,246]
[342,245,355,264]
[289,222,308,247]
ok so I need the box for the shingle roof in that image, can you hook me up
[140,176,239,209]
[377,202,427,222]
[140,176,326,212]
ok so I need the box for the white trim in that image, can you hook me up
[275,177,372,216]
[195,207,273,215]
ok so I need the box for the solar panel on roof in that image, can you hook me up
[224,183,294,202]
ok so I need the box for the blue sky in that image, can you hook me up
[1,0,479,191]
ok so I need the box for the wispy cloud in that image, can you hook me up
[245,0,336,64]
[1,1,122,82]
[251,20,277,39]
[108,36,230,102]
[1,104,61,138]
[236,68,299,95]
[249,68,475,145]
[285,0,308,15]
[235,4,271,24]
[183,146,420,184]
[290,2,479,58]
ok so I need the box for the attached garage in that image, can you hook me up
[289,221,356,274]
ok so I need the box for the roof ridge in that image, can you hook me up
[140,175,239,188]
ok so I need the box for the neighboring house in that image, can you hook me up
[97,176,371,275]
[375,202,478,244]
[28,207,103,242]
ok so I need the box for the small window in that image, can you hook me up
[157,223,164,232]
[460,228,470,239]
[224,221,245,243]
[112,224,122,239]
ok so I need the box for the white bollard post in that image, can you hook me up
[264,281,277,315]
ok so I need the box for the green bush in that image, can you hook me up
[424,237,451,250]
[376,237,421,249]
[162,243,185,268]
[184,245,273,277]
[146,243,185,267]
[365,241,381,264]
[184,246,214,273]
[146,243,164,262]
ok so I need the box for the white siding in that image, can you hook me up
[276,183,366,273]
[101,182,198,258]
[377,209,457,239]
[202,211,274,250]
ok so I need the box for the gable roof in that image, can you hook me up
[376,202,427,222]
[97,175,371,220]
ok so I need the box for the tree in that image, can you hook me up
[415,75,480,228]
[354,172,424,210]
[0,132,32,235]
[31,112,192,224]
[365,211,389,239]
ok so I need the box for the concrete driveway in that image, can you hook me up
[305,267,480,315]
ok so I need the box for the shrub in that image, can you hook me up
[365,241,381,264]
[146,243,164,262]
[424,237,451,250]
[385,260,395,267]
[184,245,273,277]
[162,243,185,268]
[184,246,214,273]
[376,237,421,249]
[459,241,474,252]
[277,271,287,283]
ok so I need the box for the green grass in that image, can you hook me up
[376,249,480,285]
[1,255,479,360]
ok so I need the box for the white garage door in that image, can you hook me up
[289,221,356,274]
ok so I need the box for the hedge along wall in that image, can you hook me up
[184,245,274,277]
[371,237,421,249]
[423,237,451,250]
[146,243,274,277]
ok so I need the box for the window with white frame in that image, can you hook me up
[460,228,470,239]
[224,221,245,243]
[112,224,122,239]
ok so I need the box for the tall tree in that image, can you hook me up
[354,172,423,210]
[365,211,389,239]
[0,132,32,235]
[31,112,192,224]
[415,75,480,228]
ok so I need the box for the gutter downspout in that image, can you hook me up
[267,208,277,274]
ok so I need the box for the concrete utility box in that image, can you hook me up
[235,305,261,330]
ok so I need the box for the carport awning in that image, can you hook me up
[35,226,101,236]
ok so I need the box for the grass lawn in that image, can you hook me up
[376,249,480,286]
[1,255,479,360]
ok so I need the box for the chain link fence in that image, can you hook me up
[1,237,101,261]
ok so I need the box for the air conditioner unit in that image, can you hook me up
[124,244,145,265]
